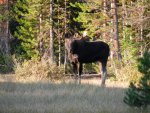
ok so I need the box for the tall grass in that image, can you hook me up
[0,79,149,113]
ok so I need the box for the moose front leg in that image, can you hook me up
[78,63,83,84]
[72,62,78,79]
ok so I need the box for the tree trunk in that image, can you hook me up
[57,5,61,67]
[103,0,107,41]
[49,0,54,63]
[0,0,10,55]
[140,23,144,57]
[64,0,67,74]
[58,36,61,67]
[122,0,127,38]
[122,0,127,60]
[39,14,44,60]
[3,0,9,55]
[111,0,122,60]
[139,1,144,57]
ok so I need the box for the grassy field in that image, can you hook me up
[0,75,149,113]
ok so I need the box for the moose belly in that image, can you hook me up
[78,55,101,63]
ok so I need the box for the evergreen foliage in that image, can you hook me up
[10,0,53,60]
[124,51,150,107]
[11,0,39,59]
[0,51,13,73]
[70,1,108,39]
[53,0,69,64]
[121,27,138,64]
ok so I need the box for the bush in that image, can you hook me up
[0,52,14,73]
[114,65,142,82]
[15,59,65,81]
[108,59,142,82]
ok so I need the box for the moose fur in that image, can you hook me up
[65,33,110,86]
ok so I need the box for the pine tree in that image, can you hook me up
[11,0,40,59]
[11,0,54,60]
[124,51,150,107]
[70,0,106,39]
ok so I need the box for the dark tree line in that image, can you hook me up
[0,0,150,72]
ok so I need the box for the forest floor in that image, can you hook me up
[0,74,149,113]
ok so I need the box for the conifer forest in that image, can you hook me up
[0,0,150,113]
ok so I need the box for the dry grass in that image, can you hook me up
[0,75,149,113]
[14,60,65,81]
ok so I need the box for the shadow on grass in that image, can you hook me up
[0,81,149,113]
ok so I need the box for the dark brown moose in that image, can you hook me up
[65,32,110,86]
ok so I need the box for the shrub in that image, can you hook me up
[108,59,142,82]
[15,59,65,81]
[113,65,142,82]
[0,52,14,73]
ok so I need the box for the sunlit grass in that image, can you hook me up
[0,75,149,113]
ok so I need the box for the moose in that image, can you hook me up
[65,32,110,86]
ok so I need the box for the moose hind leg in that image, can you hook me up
[101,61,107,86]
[78,63,83,84]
